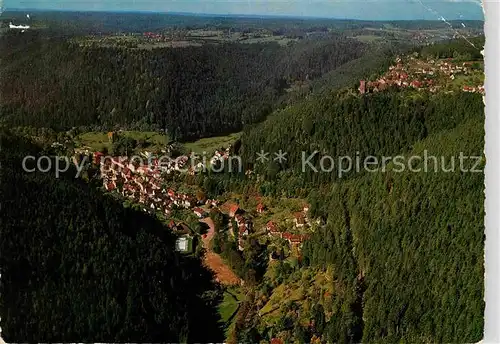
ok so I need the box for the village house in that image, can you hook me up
[193,207,206,218]
[267,221,281,238]
[175,235,193,253]
[239,224,249,237]
[256,203,266,214]
[282,232,309,248]
[221,202,240,217]
[93,151,105,165]
[294,212,306,228]
[205,199,219,207]
[105,181,116,191]
[268,251,281,262]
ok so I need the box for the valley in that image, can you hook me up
[0,9,485,344]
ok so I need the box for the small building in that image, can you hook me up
[221,201,240,217]
[239,224,249,237]
[193,207,206,218]
[256,203,266,213]
[105,181,116,191]
[358,80,366,94]
[282,232,309,247]
[229,204,240,217]
[294,212,306,228]
[266,221,281,237]
[175,235,193,253]
[94,152,105,165]
[271,338,284,344]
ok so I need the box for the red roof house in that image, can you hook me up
[94,152,105,165]
[193,207,205,218]
[266,221,281,237]
[229,204,240,217]
[294,212,306,228]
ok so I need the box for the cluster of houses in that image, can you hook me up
[94,143,232,177]
[210,146,232,166]
[143,32,165,40]
[463,85,485,93]
[88,147,315,255]
[96,153,215,219]
[359,56,484,95]
[265,205,311,249]
[219,202,253,251]
[220,201,313,252]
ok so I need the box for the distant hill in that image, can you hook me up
[0,29,368,140]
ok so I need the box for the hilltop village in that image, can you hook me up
[358,54,484,95]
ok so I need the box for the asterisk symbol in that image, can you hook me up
[274,150,288,163]
[256,150,270,163]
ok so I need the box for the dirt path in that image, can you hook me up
[200,217,241,286]
[204,251,241,285]
[200,217,215,247]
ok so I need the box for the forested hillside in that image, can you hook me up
[0,30,368,140]
[210,48,484,340]
[0,131,224,342]
[219,87,484,342]
[302,117,484,343]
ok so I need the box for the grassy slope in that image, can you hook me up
[75,131,168,152]
[183,133,241,154]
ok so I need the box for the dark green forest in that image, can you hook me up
[0,30,370,140]
[0,132,224,342]
[0,19,485,343]
[302,117,484,343]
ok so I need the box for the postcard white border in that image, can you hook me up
[0,2,497,343]
[484,0,500,343]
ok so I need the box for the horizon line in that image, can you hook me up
[3,7,485,22]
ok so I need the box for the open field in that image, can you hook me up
[183,132,241,154]
[353,35,384,43]
[73,30,296,49]
[75,131,168,152]
[218,287,243,324]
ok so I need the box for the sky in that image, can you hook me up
[4,0,485,20]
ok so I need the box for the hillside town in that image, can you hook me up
[84,147,313,256]
[359,54,484,95]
